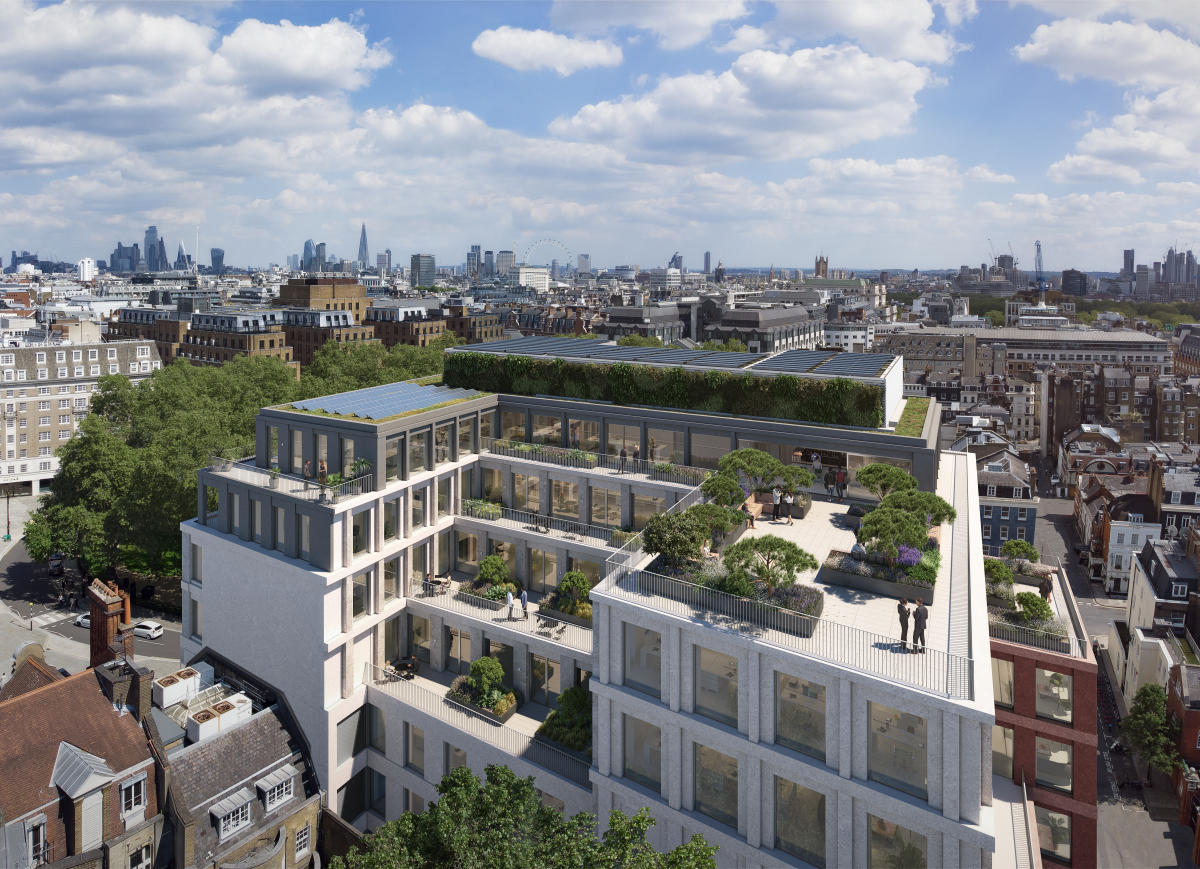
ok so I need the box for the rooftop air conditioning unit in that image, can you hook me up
[152,675,182,708]
[187,708,221,743]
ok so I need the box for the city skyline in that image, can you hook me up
[3,1,1200,271]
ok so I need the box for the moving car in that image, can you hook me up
[73,613,90,628]
[132,620,164,640]
[1050,474,1061,487]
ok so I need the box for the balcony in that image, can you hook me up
[987,562,1090,658]
[206,456,375,503]
[409,574,593,654]
[458,500,637,551]
[481,438,710,487]
[366,664,591,789]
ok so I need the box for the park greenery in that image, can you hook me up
[1122,683,1182,782]
[25,336,462,578]
[968,293,1200,332]
[330,765,718,869]
[443,353,884,427]
[615,334,663,347]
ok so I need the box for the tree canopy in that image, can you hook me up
[641,510,709,568]
[880,489,956,527]
[330,765,718,869]
[1121,683,1182,781]
[716,448,813,493]
[857,507,929,562]
[854,463,918,500]
[1000,539,1040,566]
[722,534,818,597]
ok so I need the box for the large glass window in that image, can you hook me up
[437,477,451,518]
[383,558,399,601]
[606,422,640,456]
[1035,805,1072,863]
[867,815,927,869]
[690,432,730,468]
[384,615,402,665]
[529,653,561,706]
[624,624,661,698]
[352,572,369,619]
[411,486,427,529]
[336,704,384,764]
[501,410,524,441]
[529,548,558,594]
[291,428,303,474]
[445,744,467,772]
[409,431,428,474]
[591,486,621,527]
[552,480,579,520]
[633,493,665,530]
[385,436,401,480]
[514,473,540,512]
[775,777,825,867]
[457,532,479,574]
[694,645,738,728]
[406,723,424,775]
[298,513,310,561]
[1036,669,1073,723]
[993,657,1014,708]
[384,499,399,540]
[648,427,684,463]
[569,557,603,586]
[693,744,738,830]
[434,423,452,467]
[568,418,599,451]
[623,715,662,793]
[483,467,502,501]
[352,510,369,555]
[412,540,428,586]
[408,614,431,662]
[775,673,825,761]
[487,639,514,677]
[532,413,561,445]
[480,410,495,441]
[993,725,1014,778]
[490,539,516,576]
[1036,736,1073,792]
[868,702,928,800]
[458,417,474,457]
[446,626,471,674]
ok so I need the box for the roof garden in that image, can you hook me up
[285,381,484,422]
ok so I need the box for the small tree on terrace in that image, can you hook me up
[642,510,709,568]
[700,471,746,507]
[857,507,929,563]
[717,448,813,493]
[880,489,957,527]
[855,463,918,500]
[686,503,740,538]
[1000,539,1040,569]
[722,535,818,598]
[557,570,591,612]
[1122,683,1182,783]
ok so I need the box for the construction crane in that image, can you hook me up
[987,237,997,270]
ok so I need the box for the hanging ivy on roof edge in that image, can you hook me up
[443,352,883,428]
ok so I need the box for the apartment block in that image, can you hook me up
[178,310,299,376]
[280,309,379,367]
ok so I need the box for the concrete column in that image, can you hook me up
[678,729,693,811]
[284,502,299,559]
[665,725,682,810]
[595,693,612,775]
[467,626,485,663]
[373,622,384,668]
[340,647,352,699]
[838,791,855,869]
[745,650,759,741]
[343,515,353,567]
[329,517,340,572]
[370,565,381,616]
[847,683,863,781]
[928,709,944,813]
[429,614,446,671]
[619,485,633,529]
[579,484,592,527]
[374,499,384,553]
[555,546,570,582]
[341,578,352,635]
[596,608,611,684]
[668,627,682,712]
[512,640,530,698]
[607,696,621,777]
[743,754,761,846]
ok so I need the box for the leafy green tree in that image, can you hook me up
[700,472,745,507]
[685,503,739,538]
[557,570,591,611]
[722,534,818,597]
[983,558,1014,584]
[477,554,511,587]
[616,334,663,347]
[699,338,748,352]
[854,463,918,500]
[1014,591,1053,624]
[330,765,717,869]
[857,507,929,562]
[880,489,957,527]
[717,448,812,492]
[1000,539,1040,567]
[1122,683,1182,782]
[642,510,709,568]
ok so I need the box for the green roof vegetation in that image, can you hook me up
[893,397,930,438]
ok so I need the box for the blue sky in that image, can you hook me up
[3,0,1200,272]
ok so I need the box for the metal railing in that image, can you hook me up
[482,437,711,487]
[366,664,591,789]
[606,569,973,699]
[459,501,631,550]
[411,581,593,653]
[206,456,375,503]
[988,618,1084,657]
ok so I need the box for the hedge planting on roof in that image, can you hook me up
[444,352,884,427]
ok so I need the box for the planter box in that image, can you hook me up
[987,594,1016,610]
[819,565,933,604]
[790,498,812,519]
[450,693,519,724]
[634,570,818,638]
[539,608,592,629]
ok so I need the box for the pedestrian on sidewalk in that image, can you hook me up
[520,587,529,620]
[506,589,515,621]
[912,597,928,653]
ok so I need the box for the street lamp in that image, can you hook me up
[1,483,16,542]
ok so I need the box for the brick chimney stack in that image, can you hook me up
[86,578,129,668]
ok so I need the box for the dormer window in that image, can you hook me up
[1128,514,1143,523]
[256,764,299,813]
[1173,583,1188,599]
[211,787,255,840]
[121,774,146,816]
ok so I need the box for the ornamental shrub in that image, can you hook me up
[478,554,510,587]
[468,656,506,698]
[984,558,1014,584]
[1016,591,1054,624]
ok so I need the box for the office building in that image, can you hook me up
[704,251,711,275]
[183,334,1053,865]
[314,243,327,273]
[365,307,447,347]
[303,240,316,272]
[76,257,96,282]
[111,306,195,364]
[378,251,392,274]
[577,253,591,274]
[1061,269,1087,296]
[411,255,436,289]
[468,245,481,279]
[357,224,370,269]
[497,250,515,277]
[1123,249,1135,279]
[144,226,161,272]
[484,251,495,278]
[274,277,372,320]
[516,267,550,293]
[211,248,225,275]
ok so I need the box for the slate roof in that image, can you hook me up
[0,656,64,702]
[0,670,154,821]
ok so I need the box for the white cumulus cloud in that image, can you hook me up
[767,0,966,64]
[1047,154,1145,185]
[471,26,622,76]
[1015,19,1200,89]
[549,0,749,50]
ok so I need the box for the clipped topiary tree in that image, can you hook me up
[717,448,813,493]
[722,534,818,598]
[1001,539,1040,569]
[855,463,918,500]
[686,503,740,539]
[558,569,591,611]
[642,510,709,568]
[468,656,506,698]
[1015,591,1053,625]
[857,506,929,563]
[478,554,511,587]
[984,558,1014,584]
[700,471,746,507]
[880,489,956,527]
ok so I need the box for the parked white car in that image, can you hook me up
[132,620,164,639]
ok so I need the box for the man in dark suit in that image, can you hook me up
[896,599,911,652]
[912,597,929,654]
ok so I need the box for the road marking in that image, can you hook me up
[31,611,71,628]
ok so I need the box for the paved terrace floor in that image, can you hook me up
[741,498,952,654]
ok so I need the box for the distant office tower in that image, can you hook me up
[110,242,140,273]
[1123,249,1135,278]
[483,250,494,277]
[287,254,299,270]
[144,225,160,271]
[174,243,189,270]
[314,243,327,272]
[76,257,96,281]
[357,223,370,268]
[1136,264,1151,296]
[302,239,315,271]
[210,248,225,274]
[497,250,514,277]
[814,255,829,278]
[411,254,436,288]
[550,259,559,279]
[1188,250,1197,284]
[1061,268,1087,296]
[1154,261,1162,284]
[703,251,711,274]
[467,244,481,278]
[157,237,168,272]
[577,253,591,274]
[377,252,390,274]
[668,251,683,270]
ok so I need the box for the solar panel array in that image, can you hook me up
[292,381,482,420]
[456,336,769,369]
[750,349,893,378]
